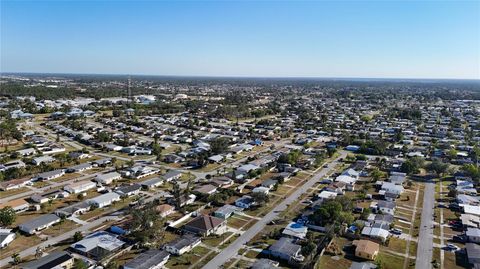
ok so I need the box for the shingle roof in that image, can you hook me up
[185,215,225,232]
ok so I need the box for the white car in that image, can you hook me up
[445,244,459,251]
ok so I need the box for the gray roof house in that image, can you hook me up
[140,177,164,189]
[19,214,61,235]
[21,251,74,269]
[269,237,304,263]
[466,243,480,267]
[164,234,201,256]
[123,249,170,269]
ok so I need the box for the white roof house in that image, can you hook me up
[64,181,97,194]
[95,172,121,185]
[0,229,15,248]
[317,190,338,201]
[381,182,404,195]
[336,175,357,185]
[462,204,480,217]
[70,231,125,259]
[282,222,308,239]
[88,192,121,208]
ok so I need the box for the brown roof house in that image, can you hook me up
[352,240,379,260]
[183,215,227,236]
[156,204,175,218]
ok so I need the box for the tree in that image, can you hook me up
[73,231,83,242]
[462,164,480,182]
[426,159,449,176]
[401,157,425,175]
[210,137,230,154]
[371,167,384,181]
[172,181,182,210]
[250,192,269,206]
[0,206,16,226]
[11,253,20,265]
[73,259,88,269]
[127,205,165,247]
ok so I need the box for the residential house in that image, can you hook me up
[214,205,238,219]
[183,215,227,236]
[66,163,94,173]
[123,250,170,269]
[95,172,121,185]
[141,177,164,189]
[0,198,30,212]
[164,234,201,256]
[31,189,67,204]
[35,169,65,181]
[19,214,61,235]
[55,201,90,217]
[371,201,396,215]
[0,229,15,248]
[123,166,159,179]
[261,179,278,190]
[466,243,480,268]
[282,222,308,239]
[235,196,256,209]
[168,194,196,208]
[252,186,270,195]
[0,160,26,171]
[210,176,234,188]
[115,184,141,197]
[461,214,480,228]
[467,228,480,243]
[162,170,183,182]
[64,180,96,194]
[88,192,121,208]
[0,178,31,191]
[361,222,390,243]
[70,231,125,260]
[194,184,218,195]
[156,204,174,218]
[352,240,379,260]
[251,259,279,269]
[21,251,74,269]
[268,237,304,263]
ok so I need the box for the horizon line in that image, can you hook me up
[1,71,479,82]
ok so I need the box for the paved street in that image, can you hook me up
[202,151,347,269]
[415,181,435,269]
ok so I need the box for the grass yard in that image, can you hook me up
[0,187,30,199]
[384,237,407,254]
[41,220,79,237]
[376,252,405,269]
[0,234,42,259]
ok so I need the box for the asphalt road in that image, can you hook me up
[415,181,435,269]
[202,151,347,269]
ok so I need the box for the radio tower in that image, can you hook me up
[127,76,132,104]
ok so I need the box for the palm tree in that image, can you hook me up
[11,252,20,266]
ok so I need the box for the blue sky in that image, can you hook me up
[1,1,479,79]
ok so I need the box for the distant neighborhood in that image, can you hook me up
[0,75,479,269]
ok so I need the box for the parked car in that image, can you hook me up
[390,228,402,235]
